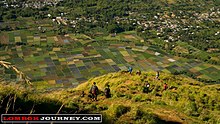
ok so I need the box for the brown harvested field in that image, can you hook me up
[58,36,72,44]
[124,35,136,39]
[145,50,155,55]
[189,68,198,74]
[55,36,64,44]
[57,36,64,44]
[124,56,135,62]
[0,33,9,44]
[162,56,172,64]
[146,58,156,65]
[207,48,219,52]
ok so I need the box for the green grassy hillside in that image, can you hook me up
[0,71,220,124]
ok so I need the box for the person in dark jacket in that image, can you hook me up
[104,85,111,98]
[143,81,150,93]
[156,71,160,79]
[80,91,85,97]
[128,66,133,74]
[90,82,99,101]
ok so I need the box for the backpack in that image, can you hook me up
[164,84,168,90]
[104,88,110,95]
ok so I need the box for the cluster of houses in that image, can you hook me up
[2,0,219,42]
[49,8,217,42]
[52,6,219,43]
[114,8,220,42]
[1,0,62,8]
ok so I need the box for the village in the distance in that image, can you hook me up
[0,0,220,124]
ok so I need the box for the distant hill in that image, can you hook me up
[1,71,220,124]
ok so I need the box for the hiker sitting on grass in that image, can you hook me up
[80,91,85,97]
[89,82,99,101]
[143,81,150,93]
[104,85,111,98]
[136,70,141,75]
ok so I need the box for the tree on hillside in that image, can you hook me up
[107,22,124,33]
[18,8,36,17]
[4,11,17,21]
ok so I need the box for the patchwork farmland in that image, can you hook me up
[0,31,220,88]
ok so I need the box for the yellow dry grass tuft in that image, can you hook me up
[0,61,32,85]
